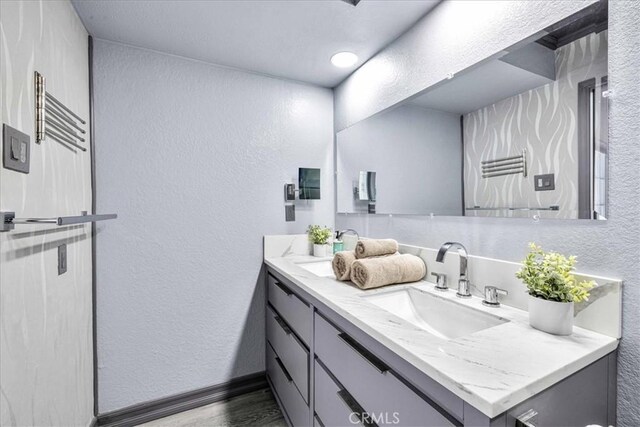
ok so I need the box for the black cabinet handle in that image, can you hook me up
[338,332,389,374]
[275,356,293,383]
[274,281,294,296]
[274,315,292,335]
[337,389,377,427]
[515,409,538,427]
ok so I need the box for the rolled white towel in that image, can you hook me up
[350,254,426,290]
[355,239,399,259]
[332,251,357,281]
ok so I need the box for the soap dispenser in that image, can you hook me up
[332,231,344,254]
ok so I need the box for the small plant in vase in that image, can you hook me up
[516,243,595,335]
[308,225,332,257]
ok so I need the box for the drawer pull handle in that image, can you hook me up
[515,409,538,427]
[274,315,292,335]
[338,332,389,374]
[275,356,293,383]
[337,389,377,427]
[274,281,294,296]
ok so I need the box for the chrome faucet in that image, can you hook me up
[436,242,472,298]
[336,229,359,241]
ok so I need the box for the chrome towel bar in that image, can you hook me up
[1,211,117,232]
[466,205,559,211]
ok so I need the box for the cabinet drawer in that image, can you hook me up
[267,304,309,403]
[268,274,312,346]
[267,343,310,427]
[315,313,456,427]
[314,360,364,427]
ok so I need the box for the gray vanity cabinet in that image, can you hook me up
[265,268,616,427]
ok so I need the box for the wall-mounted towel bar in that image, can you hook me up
[0,211,117,232]
[35,71,87,152]
[466,205,559,211]
[481,149,527,178]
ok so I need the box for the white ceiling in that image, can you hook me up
[72,0,440,88]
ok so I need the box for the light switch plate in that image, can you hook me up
[3,124,30,174]
[534,173,555,191]
[58,244,67,275]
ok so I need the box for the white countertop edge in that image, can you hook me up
[264,256,619,418]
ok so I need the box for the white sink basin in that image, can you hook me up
[362,287,508,340]
[297,260,334,278]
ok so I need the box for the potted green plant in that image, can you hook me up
[516,243,595,335]
[308,225,332,257]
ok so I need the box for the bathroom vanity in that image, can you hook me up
[263,237,619,427]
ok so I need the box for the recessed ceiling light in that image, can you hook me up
[331,52,358,68]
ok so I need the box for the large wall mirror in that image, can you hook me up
[337,2,608,220]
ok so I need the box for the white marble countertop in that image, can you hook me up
[264,253,619,418]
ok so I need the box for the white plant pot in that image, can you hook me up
[313,244,329,257]
[528,295,574,335]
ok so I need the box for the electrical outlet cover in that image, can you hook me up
[534,173,555,191]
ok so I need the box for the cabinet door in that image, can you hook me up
[268,274,312,345]
[507,355,610,427]
[315,313,457,427]
[266,304,309,402]
[266,343,310,427]
[314,360,365,427]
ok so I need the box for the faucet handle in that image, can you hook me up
[482,286,508,307]
[456,279,472,298]
[430,272,448,291]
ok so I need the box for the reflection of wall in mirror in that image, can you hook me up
[337,104,462,215]
[464,30,608,219]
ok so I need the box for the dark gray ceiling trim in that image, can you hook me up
[88,34,99,418]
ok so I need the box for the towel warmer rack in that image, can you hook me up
[35,71,87,152]
[0,211,117,232]
[481,149,527,178]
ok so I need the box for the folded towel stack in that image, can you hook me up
[331,239,426,290]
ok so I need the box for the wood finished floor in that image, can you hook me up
[138,388,287,427]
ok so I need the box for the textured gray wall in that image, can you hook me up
[335,1,640,425]
[0,1,94,425]
[93,40,334,412]
[337,104,461,215]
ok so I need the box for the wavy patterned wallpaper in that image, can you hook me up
[463,30,608,219]
[0,1,93,426]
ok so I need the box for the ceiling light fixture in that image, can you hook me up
[331,52,358,68]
